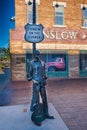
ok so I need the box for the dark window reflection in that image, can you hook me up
[80,54,87,71]
[26,53,66,72]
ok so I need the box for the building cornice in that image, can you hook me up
[25,0,40,5]
[81,4,87,9]
[53,1,66,7]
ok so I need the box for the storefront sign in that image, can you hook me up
[24,24,44,43]
[43,30,77,40]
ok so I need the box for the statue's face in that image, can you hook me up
[33,50,40,60]
[34,54,40,59]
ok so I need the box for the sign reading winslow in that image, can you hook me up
[24,23,44,43]
[43,28,87,42]
[44,30,77,40]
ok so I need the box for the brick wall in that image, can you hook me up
[68,49,80,78]
[11,54,26,81]
[15,0,27,26]
[14,0,87,29]
[10,0,87,54]
[10,0,87,80]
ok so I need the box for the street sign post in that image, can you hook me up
[24,23,44,43]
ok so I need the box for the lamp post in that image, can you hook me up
[32,0,36,54]
[27,0,36,54]
[10,16,15,22]
[24,0,54,126]
[24,0,44,54]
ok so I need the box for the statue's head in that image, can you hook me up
[33,50,40,60]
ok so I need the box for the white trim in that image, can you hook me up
[53,1,66,7]
[23,44,27,49]
[53,25,66,28]
[81,4,87,9]
[24,43,87,50]
[25,0,40,5]
[81,26,87,29]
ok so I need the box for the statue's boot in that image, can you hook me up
[34,121,42,126]
[45,114,54,119]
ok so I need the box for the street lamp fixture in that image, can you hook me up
[82,6,86,10]
[10,16,15,22]
[28,0,32,5]
[55,3,59,8]
[26,0,36,52]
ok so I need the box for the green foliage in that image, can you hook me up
[0,63,3,69]
[0,47,10,61]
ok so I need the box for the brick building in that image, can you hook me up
[10,0,87,81]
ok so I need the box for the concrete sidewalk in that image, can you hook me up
[0,78,87,130]
[0,103,68,130]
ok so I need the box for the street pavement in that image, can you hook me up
[0,68,10,92]
[0,78,87,130]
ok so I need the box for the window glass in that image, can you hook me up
[16,57,25,64]
[82,8,87,27]
[26,53,66,72]
[27,3,38,24]
[80,54,87,71]
[54,5,64,25]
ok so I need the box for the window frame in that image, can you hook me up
[80,53,87,71]
[54,5,65,26]
[26,2,38,24]
[81,4,87,28]
[82,8,87,27]
[53,2,66,27]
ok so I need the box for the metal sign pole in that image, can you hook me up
[24,0,44,48]
[32,0,36,54]
[33,0,36,24]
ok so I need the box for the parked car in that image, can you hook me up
[46,57,65,71]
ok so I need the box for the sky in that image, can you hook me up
[0,0,15,48]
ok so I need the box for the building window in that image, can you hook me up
[80,54,87,71]
[16,57,25,64]
[82,8,87,27]
[27,3,38,24]
[81,4,87,27]
[54,5,64,25]
[53,2,66,26]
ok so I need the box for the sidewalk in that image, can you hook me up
[0,103,68,130]
[0,78,87,130]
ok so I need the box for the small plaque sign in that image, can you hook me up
[24,23,44,43]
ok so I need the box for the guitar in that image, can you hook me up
[31,103,46,125]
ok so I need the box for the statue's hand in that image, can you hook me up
[32,80,39,84]
[43,76,47,80]
[27,77,32,81]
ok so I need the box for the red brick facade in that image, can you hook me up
[10,0,87,80]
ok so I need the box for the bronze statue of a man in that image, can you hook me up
[28,50,54,126]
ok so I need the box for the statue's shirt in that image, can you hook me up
[30,59,45,82]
